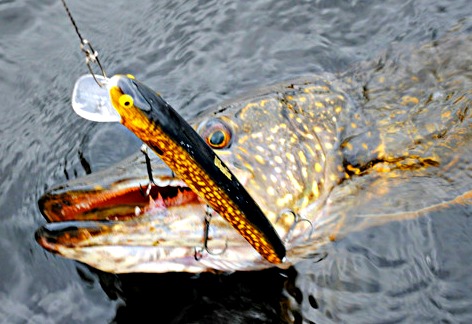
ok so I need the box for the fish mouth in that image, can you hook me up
[36,155,200,251]
[37,176,199,223]
[36,177,200,251]
[34,153,259,273]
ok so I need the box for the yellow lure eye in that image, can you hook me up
[119,94,134,108]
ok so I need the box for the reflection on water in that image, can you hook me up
[0,0,471,322]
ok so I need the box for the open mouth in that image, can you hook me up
[38,178,200,223]
[33,157,250,273]
[34,162,207,255]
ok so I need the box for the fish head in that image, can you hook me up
[36,76,352,273]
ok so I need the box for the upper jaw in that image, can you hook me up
[37,151,189,222]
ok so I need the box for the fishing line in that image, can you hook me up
[60,0,107,86]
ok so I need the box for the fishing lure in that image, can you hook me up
[72,74,286,263]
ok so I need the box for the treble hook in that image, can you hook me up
[139,144,156,198]
[276,209,314,243]
[194,205,228,261]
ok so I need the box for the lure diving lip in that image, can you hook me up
[72,75,121,122]
[99,74,285,264]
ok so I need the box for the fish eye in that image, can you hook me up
[200,119,232,149]
[119,94,133,108]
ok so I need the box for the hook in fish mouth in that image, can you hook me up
[33,154,270,273]
[36,169,201,247]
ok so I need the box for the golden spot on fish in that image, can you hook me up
[315,143,322,151]
[441,111,451,118]
[301,166,308,178]
[259,99,268,107]
[378,76,385,83]
[325,142,333,150]
[375,142,386,158]
[313,126,322,133]
[267,186,276,196]
[287,170,302,192]
[311,182,319,198]
[298,151,307,165]
[286,152,295,163]
[256,145,265,153]
[277,193,293,207]
[337,165,344,172]
[279,138,286,146]
[274,166,282,173]
[270,174,278,184]
[346,164,361,175]
[251,132,263,139]
[255,155,265,165]
[304,144,315,157]
[315,101,324,108]
[351,122,357,129]
[342,142,353,151]
[296,117,303,124]
[329,173,338,181]
[299,96,307,103]
[401,95,419,105]
[315,163,322,173]
[243,162,254,172]
[237,134,250,145]
[261,174,267,181]
[335,106,342,114]
[274,156,283,164]
[362,143,368,150]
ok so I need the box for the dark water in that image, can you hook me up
[0,0,471,322]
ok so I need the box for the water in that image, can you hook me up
[0,0,471,322]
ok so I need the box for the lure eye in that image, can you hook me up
[119,94,134,108]
[200,119,233,149]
